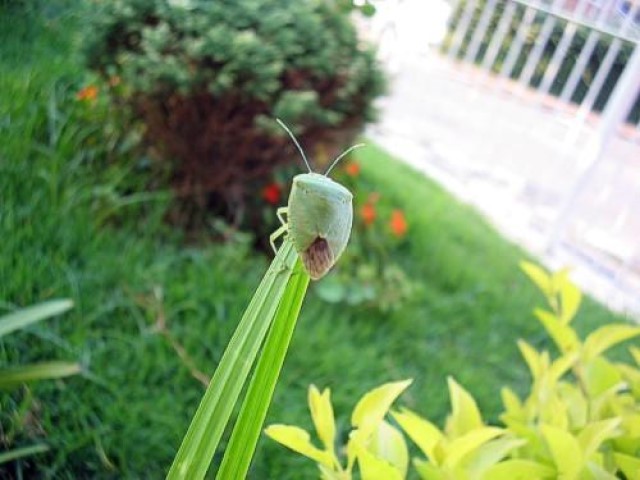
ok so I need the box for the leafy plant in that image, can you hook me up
[0,300,81,464]
[266,379,412,479]
[85,0,386,227]
[267,262,640,478]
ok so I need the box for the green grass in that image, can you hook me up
[0,2,628,479]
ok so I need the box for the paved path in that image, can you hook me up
[367,52,640,319]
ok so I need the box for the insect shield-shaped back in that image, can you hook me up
[288,173,353,280]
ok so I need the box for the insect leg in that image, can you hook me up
[276,207,288,226]
[269,224,288,254]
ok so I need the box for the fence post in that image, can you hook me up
[548,44,640,252]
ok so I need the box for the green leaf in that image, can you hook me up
[500,387,525,421]
[0,444,49,465]
[264,425,333,467]
[464,437,527,478]
[481,459,556,479]
[0,362,81,390]
[520,261,553,300]
[577,418,621,458]
[614,452,640,479]
[518,340,543,382]
[445,377,483,437]
[351,379,412,439]
[368,421,409,478]
[584,357,623,397]
[392,408,443,464]
[549,352,579,383]
[559,280,581,325]
[583,324,640,361]
[585,461,619,480]
[0,299,73,338]
[413,459,447,480]
[534,309,580,354]
[443,427,505,468]
[353,435,404,480]
[167,240,298,480]
[217,257,310,479]
[308,385,336,453]
[541,424,583,479]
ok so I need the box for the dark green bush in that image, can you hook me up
[85,0,385,226]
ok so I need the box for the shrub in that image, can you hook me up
[85,0,386,227]
[266,262,640,478]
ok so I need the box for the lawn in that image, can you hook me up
[0,2,626,479]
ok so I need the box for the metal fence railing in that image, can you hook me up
[446,0,640,125]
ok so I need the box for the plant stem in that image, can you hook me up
[167,239,298,480]
[215,257,310,479]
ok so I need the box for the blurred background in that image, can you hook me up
[1,0,638,478]
[361,0,640,316]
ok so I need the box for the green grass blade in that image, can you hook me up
[216,257,310,479]
[0,362,81,390]
[167,239,298,480]
[0,299,73,338]
[0,444,50,465]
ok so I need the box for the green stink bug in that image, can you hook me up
[270,119,364,280]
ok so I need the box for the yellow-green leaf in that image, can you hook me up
[583,324,640,361]
[549,352,579,383]
[614,452,640,479]
[368,421,409,478]
[443,427,505,468]
[264,424,333,467]
[413,459,447,480]
[577,418,621,458]
[584,357,623,397]
[541,424,583,479]
[308,385,336,453]
[392,408,443,463]
[557,383,588,428]
[520,261,553,300]
[534,309,580,354]
[351,379,412,438]
[464,437,526,477]
[367,420,409,478]
[352,439,404,480]
[559,280,581,325]
[481,459,556,480]
[518,340,544,382]
[446,377,483,437]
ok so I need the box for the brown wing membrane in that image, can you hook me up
[301,237,334,280]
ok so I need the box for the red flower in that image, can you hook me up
[389,209,408,238]
[76,85,98,101]
[345,161,360,177]
[262,182,282,205]
[360,203,376,226]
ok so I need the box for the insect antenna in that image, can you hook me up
[324,143,365,176]
[276,118,312,173]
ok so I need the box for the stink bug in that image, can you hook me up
[270,119,364,280]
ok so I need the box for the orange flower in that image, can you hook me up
[262,182,282,205]
[345,161,360,177]
[360,203,376,226]
[389,209,408,238]
[76,85,98,101]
